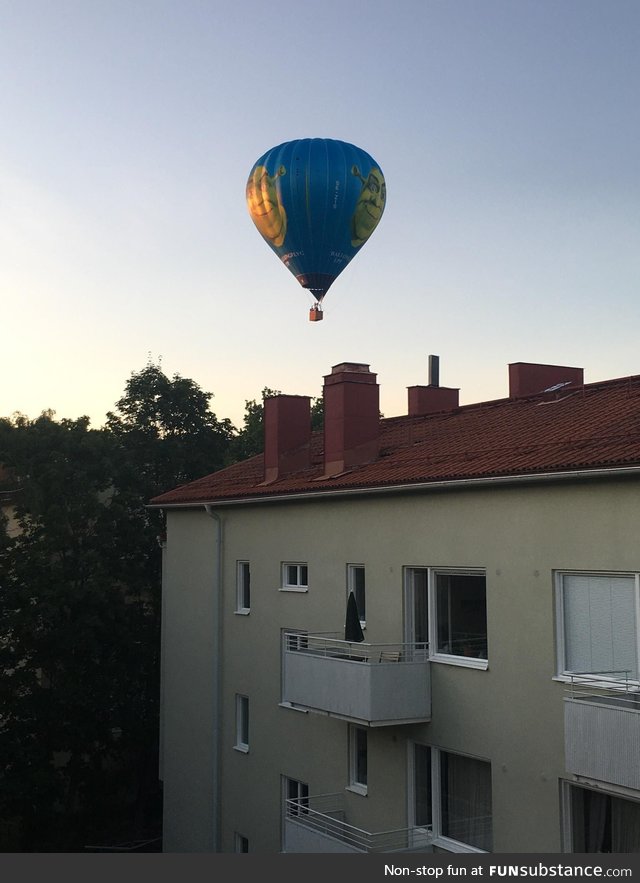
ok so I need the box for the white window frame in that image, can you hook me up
[409,742,492,854]
[347,725,368,796]
[555,570,640,685]
[404,567,488,670]
[347,564,366,627]
[234,694,249,753]
[282,775,310,848]
[281,562,309,592]
[235,560,251,614]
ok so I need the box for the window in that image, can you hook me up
[235,694,249,752]
[412,743,492,852]
[566,783,640,852]
[281,562,308,592]
[236,561,250,613]
[405,568,488,667]
[234,832,249,853]
[348,726,368,794]
[347,564,366,626]
[284,776,309,816]
[557,572,639,681]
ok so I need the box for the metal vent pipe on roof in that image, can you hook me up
[428,355,439,387]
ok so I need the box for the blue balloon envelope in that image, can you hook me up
[246,138,386,307]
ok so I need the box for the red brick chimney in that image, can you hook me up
[263,395,311,483]
[509,362,584,398]
[408,386,459,415]
[323,363,380,477]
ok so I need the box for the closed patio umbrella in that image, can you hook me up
[345,591,365,643]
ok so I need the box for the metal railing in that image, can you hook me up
[283,632,429,663]
[285,792,433,853]
[565,670,640,708]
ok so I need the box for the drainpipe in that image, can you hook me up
[204,504,223,852]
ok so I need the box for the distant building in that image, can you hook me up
[152,359,640,853]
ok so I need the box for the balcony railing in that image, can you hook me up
[564,671,640,791]
[284,792,433,853]
[282,633,431,726]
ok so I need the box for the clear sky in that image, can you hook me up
[2,0,639,430]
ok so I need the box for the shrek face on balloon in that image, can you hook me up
[246,165,287,247]
[350,167,386,247]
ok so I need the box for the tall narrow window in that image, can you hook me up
[284,776,309,816]
[234,833,249,853]
[411,743,492,852]
[235,694,249,752]
[435,572,487,659]
[414,743,432,828]
[347,564,366,625]
[439,750,492,851]
[348,726,368,794]
[236,561,251,613]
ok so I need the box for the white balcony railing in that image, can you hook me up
[564,671,640,791]
[284,792,433,853]
[282,633,431,726]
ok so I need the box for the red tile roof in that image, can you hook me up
[151,374,640,507]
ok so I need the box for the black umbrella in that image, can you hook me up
[345,591,365,643]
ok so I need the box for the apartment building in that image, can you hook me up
[152,359,640,854]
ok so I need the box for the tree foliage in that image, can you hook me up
[0,360,323,851]
[0,412,162,850]
[106,362,234,498]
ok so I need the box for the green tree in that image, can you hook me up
[0,412,161,850]
[0,363,240,850]
[106,361,235,497]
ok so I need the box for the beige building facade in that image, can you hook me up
[155,360,640,853]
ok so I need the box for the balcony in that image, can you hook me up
[564,671,640,790]
[284,792,433,853]
[282,632,430,726]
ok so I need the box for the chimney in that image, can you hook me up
[408,354,459,416]
[509,362,584,398]
[263,395,311,483]
[323,362,380,477]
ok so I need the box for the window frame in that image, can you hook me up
[347,563,366,627]
[561,780,640,853]
[555,570,640,685]
[404,567,488,670]
[234,694,249,753]
[347,725,368,796]
[235,560,251,614]
[281,562,309,593]
[409,742,492,854]
[282,774,310,845]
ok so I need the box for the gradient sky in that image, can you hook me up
[2,0,639,430]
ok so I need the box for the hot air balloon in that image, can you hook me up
[246,138,386,321]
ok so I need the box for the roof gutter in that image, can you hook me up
[151,465,640,510]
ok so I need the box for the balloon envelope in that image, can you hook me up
[246,138,386,302]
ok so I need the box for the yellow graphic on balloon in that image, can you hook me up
[246,164,287,247]
[350,166,386,247]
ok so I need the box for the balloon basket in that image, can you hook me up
[309,305,324,322]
